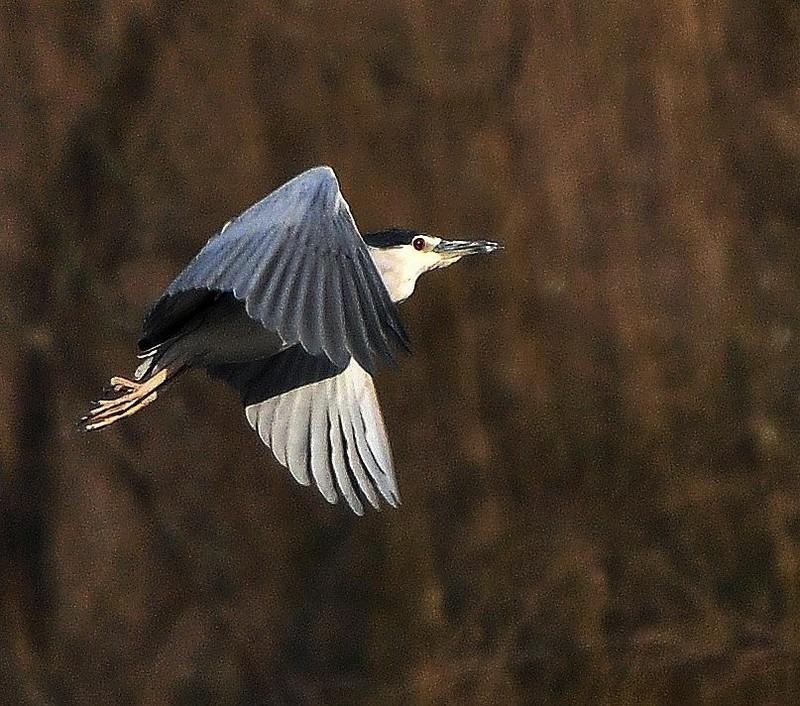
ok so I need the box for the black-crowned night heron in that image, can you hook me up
[81,166,501,514]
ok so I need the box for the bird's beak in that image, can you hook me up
[433,238,504,257]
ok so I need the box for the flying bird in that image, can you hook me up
[81,166,501,514]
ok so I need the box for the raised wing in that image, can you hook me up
[142,166,409,373]
[210,348,400,515]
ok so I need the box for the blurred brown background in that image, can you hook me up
[2,2,800,703]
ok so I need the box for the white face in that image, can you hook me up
[368,234,463,303]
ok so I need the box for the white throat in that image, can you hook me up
[368,246,428,303]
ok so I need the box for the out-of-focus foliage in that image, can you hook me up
[2,2,800,703]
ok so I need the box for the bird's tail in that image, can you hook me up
[79,361,186,431]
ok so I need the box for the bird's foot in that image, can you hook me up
[80,369,168,431]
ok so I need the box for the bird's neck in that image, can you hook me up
[368,246,424,303]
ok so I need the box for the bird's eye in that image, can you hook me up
[412,236,426,251]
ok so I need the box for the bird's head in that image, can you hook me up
[364,228,502,302]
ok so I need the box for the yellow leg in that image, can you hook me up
[80,368,174,431]
[83,389,160,430]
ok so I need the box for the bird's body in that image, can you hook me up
[138,293,284,371]
[82,166,500,514]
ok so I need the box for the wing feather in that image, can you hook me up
[356,378,399,504]
[280,246,313,345]
[269,392,294,467]
[320,262,349,368]
[299,258,326,358]
[338,374,381,510]
[223,352,397,514]
[337,258,374,372]
[353,409,398,504]
[142,166,408,371]
[327,396,363,515]
[286,390,312,486]
[310,388,336,504]
[350,249,396,364]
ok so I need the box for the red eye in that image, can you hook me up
[413,236,426,251]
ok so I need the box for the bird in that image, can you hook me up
[80,166,502,515]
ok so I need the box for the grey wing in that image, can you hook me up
[142,166,409,373]
[212,351,399,515]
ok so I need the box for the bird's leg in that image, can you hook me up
[80,365,183,431]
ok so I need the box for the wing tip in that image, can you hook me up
[344,496,365,516]
[300,165,339,193]
[319,485,339,506]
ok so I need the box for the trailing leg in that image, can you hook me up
[80,364,185,431]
